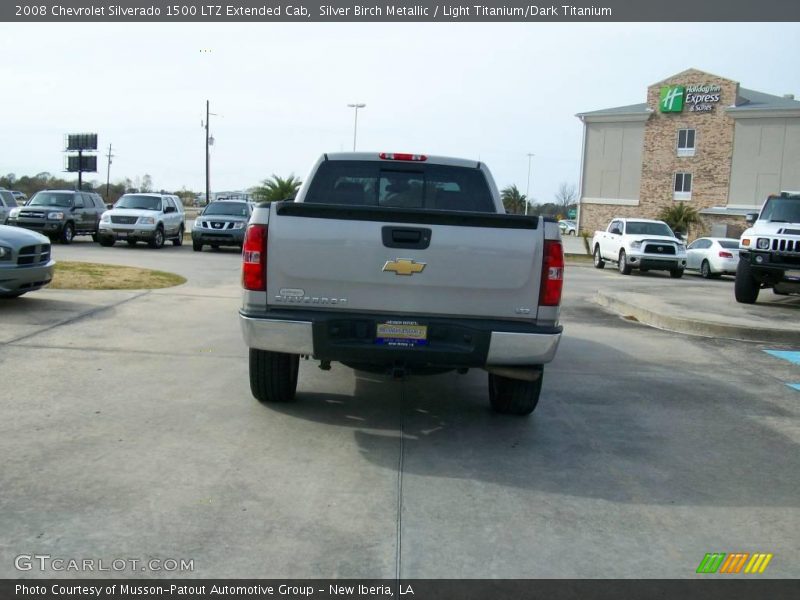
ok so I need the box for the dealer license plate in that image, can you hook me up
[375,321,428,347]
[785,270,800,281]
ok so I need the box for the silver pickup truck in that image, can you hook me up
[239,152,563,415]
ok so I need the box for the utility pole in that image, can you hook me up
[205,100,210,205]
[525,153,535,216]
[105,143,114,203]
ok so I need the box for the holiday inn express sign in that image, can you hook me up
[660,84,722,113]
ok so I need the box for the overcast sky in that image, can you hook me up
[1,22,799,203]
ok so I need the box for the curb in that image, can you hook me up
[593,291,800,345]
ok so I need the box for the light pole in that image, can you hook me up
[525,153,535,215]
[347,103,366,151]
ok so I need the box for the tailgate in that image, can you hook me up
[266,203,543,321]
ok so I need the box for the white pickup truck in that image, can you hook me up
[592,218,687,277]
[239,152,564,416]
[735,191,800,303]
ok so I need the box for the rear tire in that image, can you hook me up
[618,250,632,275]
[249,349,300,403]
[488,369,543,416]
[700,260,713,279]
[735,259,760,304]
[593,245,605,269]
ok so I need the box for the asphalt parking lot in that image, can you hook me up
[1,238,798,578]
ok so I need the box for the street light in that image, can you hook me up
[347,103,366,151]
[525,153,535,216]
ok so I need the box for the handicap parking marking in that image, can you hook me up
[763,349,800,392]
[763,350,800,365]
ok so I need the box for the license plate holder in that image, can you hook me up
[375,321,428,347]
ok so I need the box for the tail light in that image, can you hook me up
[242,224,268,291]
[719,251,733,258]
[539,240,564,307]
[379,152,427,161]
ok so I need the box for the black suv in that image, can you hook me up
[8,190,106,244]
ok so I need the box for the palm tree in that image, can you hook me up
[501,184,528,215]
[251,174,302,203]
[659,202,701,239]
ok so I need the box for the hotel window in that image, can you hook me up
[677,129,696,157]
[674,172,692,200]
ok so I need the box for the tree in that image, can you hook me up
[140,174,153,193]
[500,184,528,215]
[251,174,302,203]
[554,182,577,212]
[659,202,700,238]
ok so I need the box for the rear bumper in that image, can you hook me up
[240,310,562,368]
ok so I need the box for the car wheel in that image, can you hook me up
[98,236,115,247]
[488,368,543,416]
[700,260,713,279]
[734,259,760,304]
[60,222,75,245]
[593,245,605,269]
[91,233,99,242]
[173,225,184,246]
[148,226,165,249]
[192,240,203,252]
[670,268,684,279]
[249,349,300,403]
[210,243,219,250]
[618,250,632,275]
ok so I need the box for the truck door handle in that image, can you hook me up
[382,226,432,249]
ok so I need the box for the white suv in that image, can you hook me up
[98,193,185,248]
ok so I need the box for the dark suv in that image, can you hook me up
[8,190,106,244]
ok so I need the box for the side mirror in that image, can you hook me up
[745,212,758,225]
[164,206,176,214]
[106,204,113,210]
[610,227,621,235]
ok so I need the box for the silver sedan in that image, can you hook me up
[0,224,55,298]
[686,237,740,278]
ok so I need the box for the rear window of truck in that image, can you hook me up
[304,160,495,213]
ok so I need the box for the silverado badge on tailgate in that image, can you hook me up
[382,258,426,276]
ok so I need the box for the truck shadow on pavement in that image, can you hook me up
[265,336,799,508]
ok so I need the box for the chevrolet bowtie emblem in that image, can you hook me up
[382,259,426,276]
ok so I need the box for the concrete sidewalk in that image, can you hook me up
[591,274,800,344]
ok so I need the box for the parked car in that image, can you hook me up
[98,193,185,248]
[736,190,800,303]
[0,189,18,224]
[0,224,55,298]
[192,200,251,251]
[686,237,740,278]
[558,219,577,235]
[7,190,105,244]
[11,191,28,205]
[592,218,687,277]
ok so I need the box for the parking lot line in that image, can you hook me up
[764,350,800,365]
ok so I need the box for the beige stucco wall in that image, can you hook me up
[729,117,800,207]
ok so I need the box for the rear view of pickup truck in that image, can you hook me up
[239,152,563,415]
